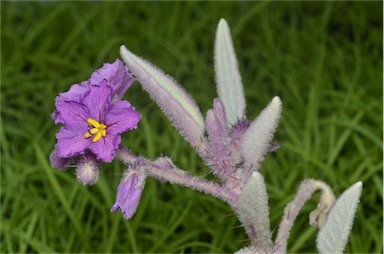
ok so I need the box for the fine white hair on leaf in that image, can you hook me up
[120,45,205,148]
[214,18,246,126]
[237,172,273,249]
[317,181,363,254]
[240,96,282,168]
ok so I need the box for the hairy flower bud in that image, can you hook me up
[76,157,99,185]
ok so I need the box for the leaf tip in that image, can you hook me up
[218,18,229,29]
[354,181,363,189]
[271,96,282,111]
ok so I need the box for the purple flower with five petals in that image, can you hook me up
[51,60,141,163]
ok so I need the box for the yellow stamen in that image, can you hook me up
[90,128,99,134]
[93,132,102,142]
[84,118,107,142]
[87,118,100,128]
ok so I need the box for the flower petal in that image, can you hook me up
[55,81,90,103]
[82,80,113,122]
[90,59,135,101]
[89,134,120,162]
[106,100,141,135]
[54,100,89,129]
[52,82,91,125]
[49,147,72,170]
[56,127,91,158]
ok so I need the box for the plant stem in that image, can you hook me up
[274,179,335,253]
[116,146,238,205]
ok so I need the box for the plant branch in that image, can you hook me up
[116,146,238,205]
[274,179,335,253]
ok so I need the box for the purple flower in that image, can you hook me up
[111,172,145,219]
[51,60,141,163]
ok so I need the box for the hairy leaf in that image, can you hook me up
[237,172,273,248]
[214,19,246,126]
[240,96,282,169]
[317,182,363,254]
[120,46,205,147]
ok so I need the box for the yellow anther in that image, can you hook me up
[87,118,100,128]
[84,118,107,142]
[90,128,99,134]
[93,132,102,142]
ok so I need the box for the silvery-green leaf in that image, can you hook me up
[240,97,282,169]
[317,181,363,254]
[237,172,273,248]
[214,19,246,126]
[120,46,205,147]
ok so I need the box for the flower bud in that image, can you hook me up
[111,171,145,219]
[76,158,99,185]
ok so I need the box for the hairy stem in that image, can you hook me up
[274,179,335,254]
[116,146,238,205]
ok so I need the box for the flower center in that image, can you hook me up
[84,118,107,142]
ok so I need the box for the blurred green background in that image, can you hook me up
[1,1,382,253]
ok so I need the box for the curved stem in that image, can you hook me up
[274,179,335,253]
[116,146,238,205]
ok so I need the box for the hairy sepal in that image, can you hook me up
[240,96,282,169]
[120,46,205,147]
[317,182,363,254]
[206,99,229,166]
[214,19,246,126]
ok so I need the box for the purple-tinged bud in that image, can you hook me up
[76,157,99,185]
[111,172,145,219]
[206,107,230,178]
[212,98,228,130]
[206,110,229,156]
[230,118,251,147]
[206,99,229,160]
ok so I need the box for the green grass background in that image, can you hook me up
[1,1,382,253]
